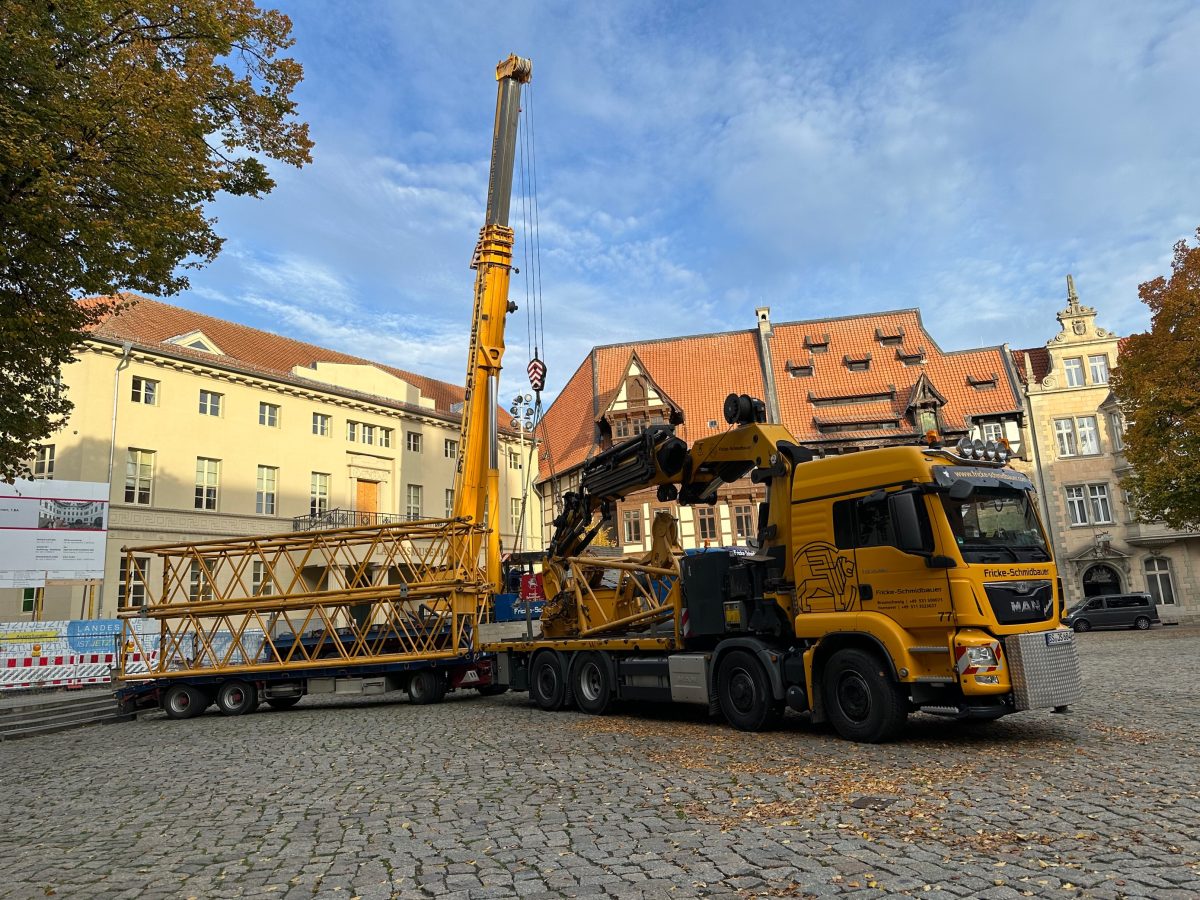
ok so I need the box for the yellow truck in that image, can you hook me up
[485,395,1082,742]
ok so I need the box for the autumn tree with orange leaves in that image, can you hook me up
[1111,227,1200,529]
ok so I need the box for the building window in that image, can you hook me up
[509,450,521,470]
[130,377,158,405]
[697,506,718,542]
[259,402,279,427]
[199,390,222,416]
[1065,486,1089,526]
[1144,557,1176,605]
[33,445,55,479]
[623,510,642,544]
[256,465,277,515]
[347,421,358,442]
[444,439,458,459]
[406,432,422,453]
[445,488,455,518]
[1108,412,1125,452]
[1063,357,1084,387]
[125,449,154,505]
[189,560,213,602]
[379,428,392,449]
[734,504,754,541]
[1088,484,1113,523]
[1089,355,1109,384]
[361,424,375,445]
[252,560,274,597]
[511,497,523,535]
[1054,416,1100,457]
[310,472,330,517]
[981,422,1003,442]
[194,457,219,510]
[313,412,330,436]
[406,484,423,520]
[615,420,629,439]
[118,556,149,608]
[22,588,35,613]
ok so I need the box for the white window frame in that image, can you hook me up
[33,444,55,479]
[347,421,358,442]
[445,439,458,459]
[379,428,392,449]
[119,555,149,608]
[406,431,423,453]
[445,488,455,518]
[406,484,423,520]
[189,559,213,602]
[1054,419,1077,457]
[131,377,158,405]
[125,449,154,505]
[312,412,330,436]
[733,504,754,540]
[1087,483,1113,524]
[509,450,521,470]
[199,390,222,417]
[1065,486,1089,526]
[1145,557,1175,605]
[1063,357,1084,387]
[256,465,278,515]
[310,472,330,517]
[511,497,523,535]
[1076,416,1100,455]
[1108,412,1125,452]
[194,457,219,511]
[981,422,1003,442]
[1088,354,1110,384]
[697,506,718,542]
[259,402,280,427]
[252,560,274,597]
[622,509,642,544]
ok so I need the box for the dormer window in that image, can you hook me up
[967,373,998,392]
[803,333,830,354]
[875,326,905,347]
[785,358,814,378]
[844,353,872,373]
[166,330,222,355]
[896,346,925,366]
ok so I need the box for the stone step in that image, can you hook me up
[0,690,132,741]
[0,708,134,741]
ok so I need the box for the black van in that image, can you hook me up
[1062,593,1161,632]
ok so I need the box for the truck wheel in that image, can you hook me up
[266,696,302,710]
[162,683,207,720]
[408,670,446,704]
[822,648,907,743]
[1134,616,1151,630]
[216,680,258,716]
[1073,619,1092,633]
[716,649,780,732]
[529,651,570,711]
[572,652,614,715]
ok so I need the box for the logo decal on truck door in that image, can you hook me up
[794,542,858,613]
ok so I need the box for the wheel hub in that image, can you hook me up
[837,671,872,722]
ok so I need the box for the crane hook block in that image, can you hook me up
[528,357,547,392]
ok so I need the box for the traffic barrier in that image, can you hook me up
[71,652,116,687]
[0,655,76,690]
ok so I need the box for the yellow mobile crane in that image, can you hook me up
[114,55,533,718]
[486,396,1083,743]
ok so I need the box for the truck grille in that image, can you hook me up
[1003,630,1083,710]
[984,580,1054,624]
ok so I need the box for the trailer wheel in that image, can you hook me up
[162,683,207,720]
[572,652,614,715]
[822,648,907,743]
[266,696,302,710]
[408,670,446,705]
[716,650,780,732]
[215,679,258,716]
[529,651,570,711]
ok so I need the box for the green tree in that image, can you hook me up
[0,0,312,480]
[1111,227,1200,529]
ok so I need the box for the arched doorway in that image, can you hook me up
[1082,563,1122,597]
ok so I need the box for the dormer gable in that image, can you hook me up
[165,330,222,354]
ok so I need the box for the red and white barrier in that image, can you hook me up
[0,655,77,690]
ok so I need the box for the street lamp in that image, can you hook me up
[509,393,538,553]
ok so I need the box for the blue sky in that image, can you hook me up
[182,0,1200,406]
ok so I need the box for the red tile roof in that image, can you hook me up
[85,294,497,423]
[538,309,1022,479]
[1010,347,1051,385]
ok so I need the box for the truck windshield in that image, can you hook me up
[938,489,1051,563]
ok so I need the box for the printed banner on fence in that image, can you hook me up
[0,480,109,586]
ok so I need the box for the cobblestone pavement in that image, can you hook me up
[1,628,1198,900]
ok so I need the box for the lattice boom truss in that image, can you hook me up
[118,519,491,680]
[540,556,682,643]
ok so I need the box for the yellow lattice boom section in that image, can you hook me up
[118,519,491,681]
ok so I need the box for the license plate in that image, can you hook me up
[1045,630,1073,646]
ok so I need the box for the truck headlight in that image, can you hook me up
[965,646,998,667]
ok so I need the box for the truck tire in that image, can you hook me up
[572,651,614,715]
[529,651,571,711]
[162,683,207,720]
[266,696,302,710]
[822,648,907,743]
[408,670,446,704]
[716,649,780,732]
[216,679,258,716]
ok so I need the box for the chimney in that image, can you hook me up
[753,306,781,424]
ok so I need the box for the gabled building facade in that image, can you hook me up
[1013,277,1197,622]
[2,295,540,622]
[537,307,1025,553]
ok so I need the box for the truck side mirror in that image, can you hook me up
[890,492,931,555]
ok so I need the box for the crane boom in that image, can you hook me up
[452,54,532,591]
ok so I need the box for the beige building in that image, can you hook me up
[1013,277,1196,622]
[2,295,541,621]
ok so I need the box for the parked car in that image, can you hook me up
[1062,593,1161,632]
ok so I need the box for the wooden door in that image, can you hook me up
[355,480,378,519]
